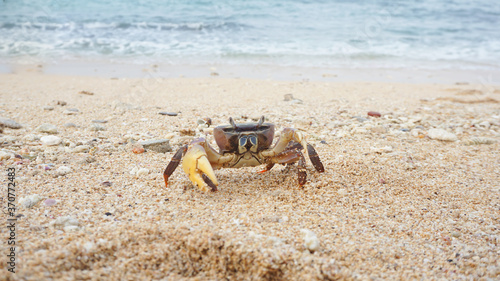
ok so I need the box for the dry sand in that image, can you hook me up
[0,71,499,280]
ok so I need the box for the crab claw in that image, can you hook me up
[182,144,218,192]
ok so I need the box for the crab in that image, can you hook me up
[163,116,325,192]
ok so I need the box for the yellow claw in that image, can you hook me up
[182,144,218,192]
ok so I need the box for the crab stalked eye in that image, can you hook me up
[248,135,257,146]
[248,135,258,152]
[239,136,248,147]
[238,136,249,154]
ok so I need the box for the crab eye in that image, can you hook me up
[239,136,247,147]
[248,135,257,146]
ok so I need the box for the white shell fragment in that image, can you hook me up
[19,194,43,208]
[50,216,81,231]
[72,145,90,153]
[56,166,72,176]
[0,150,13,160]
[136,168,150,177]
[300,229,320,252]
[41,135,62,146]
[36,123,58,134]
[427,128,458,141]
[370,146,393,153]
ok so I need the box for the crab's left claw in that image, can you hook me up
[182,144,218,192]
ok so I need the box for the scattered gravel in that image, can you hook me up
[1,74,499,280]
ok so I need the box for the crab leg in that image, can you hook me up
[262,143,308,185]
[307,144,325,172]
[257,163,275,173]
[163,145,188,188]
[261,128,325,173]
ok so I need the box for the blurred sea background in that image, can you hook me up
[1,0,499,70]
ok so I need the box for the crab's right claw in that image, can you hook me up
[182,144,218,192]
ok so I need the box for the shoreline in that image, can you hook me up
[3,61,500,85]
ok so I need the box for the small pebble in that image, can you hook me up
[72,145,90,153]
[428,128,458,141]
[0,151,13,160]
[130,167,138,175]
[284,94,294,101]
[0,135,18,143]
[40,135,62,146]
[92,120,108,123]
[289,99,303,105]
[371,126,387,134]
[136,168,150,177]
[139,139,171,153]
[56,100,67,106]
[370,146,393,153]
[353,116,368,123]
[300,229,320,252]
[105,212,112,216]
[50,216,80,231]
[159,111,178,116]
[101,181,112,187]
[63,123,78,128]
[36,123,58,134]
[23,134,40,141]
[132,146,145,154]
[44,199,57,206]
[337,188,347,196]
[56,166,72,176]
[19,194,43,208]
[368,111,382,118]
[79,90,94,95]
[89,123,106,131]
[63,108,80,115]
[0,117,23,129]
[43,106,54,111]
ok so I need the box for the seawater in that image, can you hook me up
[1,0,499,69]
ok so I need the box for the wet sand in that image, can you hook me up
[0,71,499,280]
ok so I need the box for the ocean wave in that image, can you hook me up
[1,0,499,69]
[0,20,246,32]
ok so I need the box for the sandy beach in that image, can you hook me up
[1,67,499,280]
